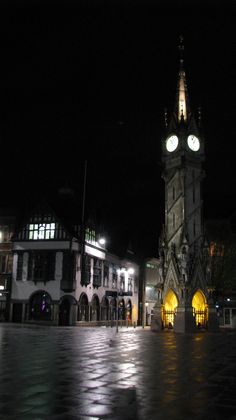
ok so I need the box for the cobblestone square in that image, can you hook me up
[0,324,236,419]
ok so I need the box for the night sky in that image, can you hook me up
[1,1,236,259]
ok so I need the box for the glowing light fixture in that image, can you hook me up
[98,237,106,246]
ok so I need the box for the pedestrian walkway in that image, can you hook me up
[0,323,236,419]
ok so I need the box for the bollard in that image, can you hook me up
[133,321,136,329]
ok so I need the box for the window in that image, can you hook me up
[27,252,55,282]
[210,241,224,257]
[146,263,157,269]
[128,278,132,292]
[112,265,117,288]
[0,256,7,273]
[81,254,91,286]
[0,226,10,242]
[120,273,125,291]
[103,263,109,287]
[29,223,55,240]
[93,258,102,287]
[85,228,96,244]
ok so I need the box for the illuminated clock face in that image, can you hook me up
[187,134,200,151]
[166,135,179,152]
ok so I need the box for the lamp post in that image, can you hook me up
[116,294,119,333]
[145,302,149,326]
[80,160,87,286]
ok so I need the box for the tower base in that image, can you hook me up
[174,306,197,333]
[151,303,163,331]
[207,303,219,332]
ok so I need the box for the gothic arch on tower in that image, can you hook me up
[163,288,179,329]
[191,289,208,328]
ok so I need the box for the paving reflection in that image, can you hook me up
[0,325,236,419]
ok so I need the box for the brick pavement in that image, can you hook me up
[0,324,236,419]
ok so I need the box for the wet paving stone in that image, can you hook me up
[1,324,236,419]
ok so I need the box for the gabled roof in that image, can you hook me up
[12,187,82,241]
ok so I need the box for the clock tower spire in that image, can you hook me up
[175,35,190,123]
[151,38,218,333]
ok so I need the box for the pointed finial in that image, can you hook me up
[164,108,168,128]
[178,35,184,63]
[198,106,202,126]
[176,35,189,122]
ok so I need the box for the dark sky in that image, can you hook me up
[1,1,236,258]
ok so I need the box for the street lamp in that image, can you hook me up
[145,302,149,326]
[80,160,87,287]
[98,236,106,246]
[116,294,119,333]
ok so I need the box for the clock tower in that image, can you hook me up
[151,38,218,332]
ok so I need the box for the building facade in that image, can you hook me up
[9,201,139,326]
[151,39,218,332]
[142,257,160,326]
[0,211,15,321]
[206,216,236,328]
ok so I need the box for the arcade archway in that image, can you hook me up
[91,295,100,321]
[78,293,89,321]
[101,296,109,321]
[29,291,52,321]
[163,289,178,328]
[192,289,208,328]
